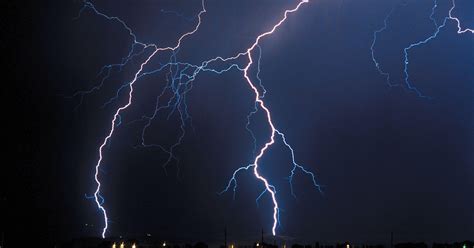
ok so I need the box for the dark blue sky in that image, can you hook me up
[16,0,474,245]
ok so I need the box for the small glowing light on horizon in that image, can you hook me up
[112,243,116,248]
[163,241,167,247]
[132,244,136,248]
[346,244,350,248]
[256,243,260,247]
[120,242,124,248]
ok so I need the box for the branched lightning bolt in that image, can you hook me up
[218,0,321,236]
[402,0,441,98]
[68,1,149,109]
[90,0,207,238]
[370,7,396,88]
[371,0,473,97]
[76,0,322,238]
[245,45,265,156]
[74,0,473,238]
[447,0,474,34]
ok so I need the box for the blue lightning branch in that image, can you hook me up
[161,9,197,22]
[74,0,322,238]
[370,7,396,88]
[245,45,266,156]
[69,1,150,109]
[371,0,473,97]
[215,1,322,236]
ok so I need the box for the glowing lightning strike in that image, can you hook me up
[403,0,473,97]
[371,0,473,97]
[77,0,471,238]
[370,6,395,88]
[78,0,322,238]
[218,0,321,236]
[447,0,474,34]
[92,0,207,238]
[243,0,311,236]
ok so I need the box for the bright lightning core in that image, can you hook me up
[73,0,321,238]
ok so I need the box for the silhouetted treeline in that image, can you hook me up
[291,243,382,248]
[433,241,474,248]
[58,238,209,248]
[395,243,428,248]
[57,239,473,248]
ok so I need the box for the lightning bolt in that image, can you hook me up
[75,0,322,238]
[370,6,396,88]
[89,0,207,238]
[371,0,473,97]
[447,0,474,34]
[217,0,321,236]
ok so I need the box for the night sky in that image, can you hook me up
[4,0,474,246]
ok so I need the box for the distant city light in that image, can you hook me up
[112,243,116,248]
[132,243,136,248]
[163,241,167,247]
[120,242,124,248]
[346,244,350,248]
[256,243,260,247]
